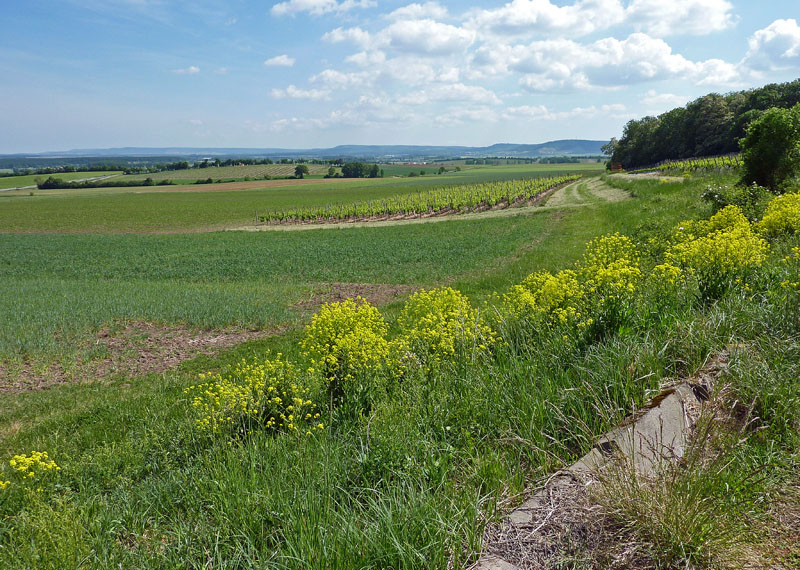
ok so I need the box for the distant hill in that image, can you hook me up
[2,140,608,163]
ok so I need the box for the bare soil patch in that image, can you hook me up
[0,322,278,394]
[294,282,416,311]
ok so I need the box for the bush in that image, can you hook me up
[185,354,322,435]
[396,287,495,366]
[502,269,588,329]
[301,297,390,383]
[667,206,769,300]
[701,183,772,221]
[758,191,800,237]
[739,103,800,191]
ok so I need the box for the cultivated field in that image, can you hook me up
[115,163,330,182]
[2,164,797,568]
[0,164,603,232]
[0,171,123,190]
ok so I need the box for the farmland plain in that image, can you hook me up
[0,164,603,233]
[0,171,123,190]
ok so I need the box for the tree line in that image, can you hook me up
[609,79,800,169]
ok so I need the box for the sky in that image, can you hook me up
[1,1,799,153]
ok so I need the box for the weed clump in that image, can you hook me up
[185,354,322,435]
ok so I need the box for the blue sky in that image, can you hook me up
[1,0,799,153]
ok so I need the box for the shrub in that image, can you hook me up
[578,233,642,302]
[758,191,800,237]
[396,287,496,366]
[300,297,390,383]
[185,354,321,435]
[502,269,588,328]
[701,182,772,221]
[667,206,769,300]
[739,103,800,191]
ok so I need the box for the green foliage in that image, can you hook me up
[739,103,800,190]
[701,182,772,220]
[294,164,309,179]
[258,175,579,222]
[611,78,800,169]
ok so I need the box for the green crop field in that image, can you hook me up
[2,166,798,569]
[114,163,330,182]
[0,171,123,190]
[0,164,602,232]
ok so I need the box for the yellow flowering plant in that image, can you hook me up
[666,205,769,300]
[502,269,588,329]
[396,287,496,367]
[758,191,800,237]
[185,353,322,436]
[2,451,61,492]
[300,297,391,384]
[779,246,800,295]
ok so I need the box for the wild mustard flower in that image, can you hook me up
[300,297,390,382]
[396,287,497,366]
[667,205,768,299]
[7,451,60,484]
[185,353,321,435]
[758,191,800,237]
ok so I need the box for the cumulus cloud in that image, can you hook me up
[311,69,373,89]
[388,2,448,20]
[471,33,743,91]
[270,85,331,100]
[400,83,502,105]
[322,27,373,49]
[271,0,374,17]
[264,54,295,67]
[383,19,476,55]
[625,0,735,37]
[465,0,625,39]
[641,89,691,108]
[172,65,200,74]
[744,19,800,71]
[504,103,628,121]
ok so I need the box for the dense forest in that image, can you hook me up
[610,78,800,169]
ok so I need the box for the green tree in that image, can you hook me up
[294,164,309,179]
[368,164,379,178]
[342,162,366,178]
[739,104,800,190]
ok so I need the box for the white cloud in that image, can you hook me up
[271,0,374,17]
[400,83,502,105]
[471,33,744,91]
[214,67,229,75]
[270,85,331,100]
[466,0,625,39]
[434,106,499,126]
[172,65,200,74]
[625,0,735,37]
[383,19,475,55]
[641,90,691,108]
[189,119,203,125]
[310,69,373,89]
[388,2,448,20]
[264,54,295,67]
[322,27,372,49]
[744,19,800,71]
[504,103,628,121]
[345,50,387,66]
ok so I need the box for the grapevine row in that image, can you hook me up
[257,174,581,224]
[627,154,740,174]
